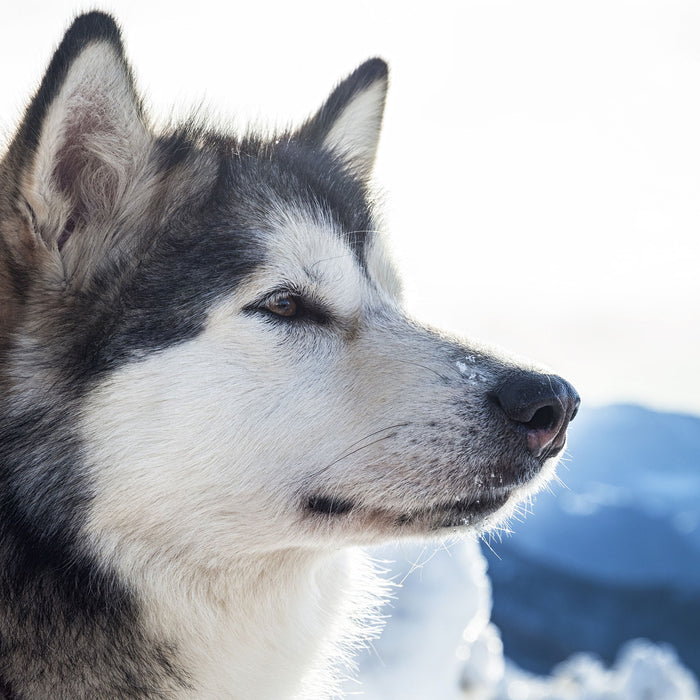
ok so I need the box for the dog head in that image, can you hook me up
[1,13,578,570]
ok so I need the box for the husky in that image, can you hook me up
[0,11,579,700]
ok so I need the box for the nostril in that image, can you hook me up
[522,405,557,432]
[570,398,581,423]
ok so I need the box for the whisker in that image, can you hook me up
[401,360,452,383]
[400,546,430,584]
[480,534,502,560]
[309,423,410,481]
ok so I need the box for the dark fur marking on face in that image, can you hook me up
[306,495,355,516]
[274,139,377,263]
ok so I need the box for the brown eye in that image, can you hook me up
[265,294,298,317]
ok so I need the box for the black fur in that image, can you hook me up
[307,495,356,516]
[0,402,191,697]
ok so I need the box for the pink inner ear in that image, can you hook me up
[54,143,85,197]
[52,125,90,252]
[53,110,102,192]
[50,112,121,252]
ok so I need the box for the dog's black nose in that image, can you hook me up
[490,372,580,457]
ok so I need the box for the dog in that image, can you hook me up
[0,12,579,699]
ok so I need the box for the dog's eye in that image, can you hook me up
[264,293,299,318]
[250,290,330,325]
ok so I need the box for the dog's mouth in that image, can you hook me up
[305,489,513,532]
[394,491,512,530]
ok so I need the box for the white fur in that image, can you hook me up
[321,79,387,176]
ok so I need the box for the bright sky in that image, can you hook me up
[2,0,699,415]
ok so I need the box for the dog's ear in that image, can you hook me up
[9,12,150,284]
[296,58,388,179]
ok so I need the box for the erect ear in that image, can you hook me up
[11,12,150,281]
[296,58,388,179]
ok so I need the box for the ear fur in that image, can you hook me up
[12,12,150,279]
[297,58,388,179]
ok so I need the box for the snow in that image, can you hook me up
[456,356,486,383]
[351,405,700,699]
[497,640,700,700]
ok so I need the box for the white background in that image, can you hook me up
[2,0,699,414]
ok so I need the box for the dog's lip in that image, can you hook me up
[394,489,513,530]
[304,485,518,531]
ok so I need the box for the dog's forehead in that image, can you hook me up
[251,205,371,311]
[231,138,375,258]
[201,142,387,302]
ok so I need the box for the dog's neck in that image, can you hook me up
[123,547,379,699]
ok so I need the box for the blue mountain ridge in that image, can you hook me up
[483,403,700,677]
